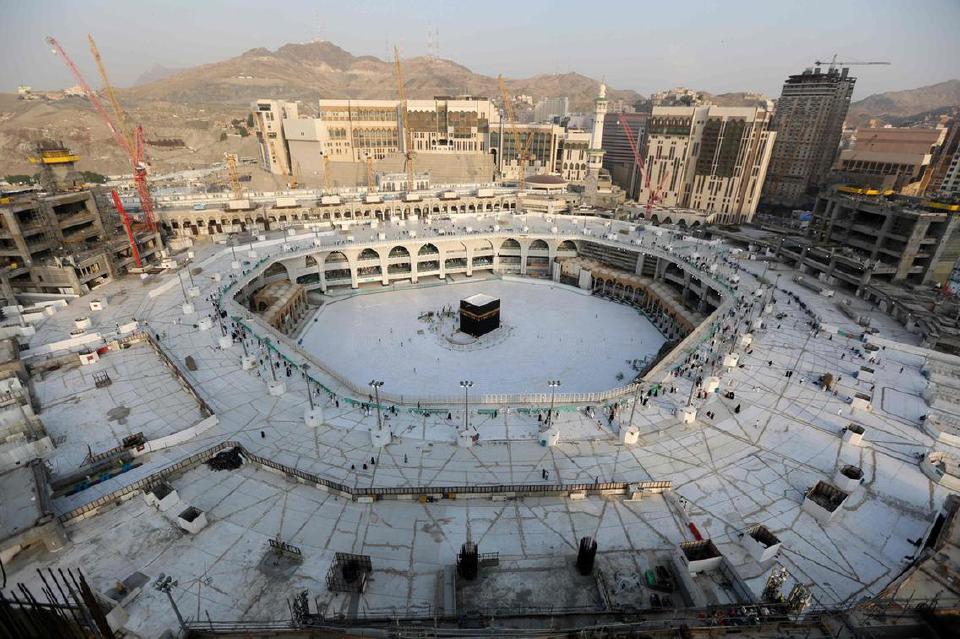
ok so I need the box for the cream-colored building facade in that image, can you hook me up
[639,105,776,224]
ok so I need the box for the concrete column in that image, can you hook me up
[872,214,896,260]
[465,246,474,277]
[896,219,930,281]
[410,259,419,283]
[520,245,529,276]
[922,216,960,285]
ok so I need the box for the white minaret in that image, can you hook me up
[587,81,607,175]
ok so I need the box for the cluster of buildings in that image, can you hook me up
[0,144,162,304]
[250,84,773,224]
[248,61,960,230]
[251,91,617,196]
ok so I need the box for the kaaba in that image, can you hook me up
[459,294,501,338]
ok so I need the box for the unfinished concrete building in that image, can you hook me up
[805,187,960,287]
[0,189,161,303]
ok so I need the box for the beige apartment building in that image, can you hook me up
[253,96,495,180]
[638,105,776,223]
[834,126,947,192]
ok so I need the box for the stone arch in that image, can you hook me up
[359,247,380,261]
[663,217,673,225]
[324,251,348,265]
[388,245,410,259]
[529,239,549,251]
[263,262,288,279]
[418,243,440,256]
[500,238,521,251]
[557,240,577,252]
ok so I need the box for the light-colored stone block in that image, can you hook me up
[538,427,560,447]
[176,507,208,534]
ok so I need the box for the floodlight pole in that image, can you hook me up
[152,574,185,631]
[369,380,384,430]
[265,338,277,381]
[547,380,561,426]
[626,381,643,431]
[304,363,314,410]
[460,380,473,431]
[176,269,188,302]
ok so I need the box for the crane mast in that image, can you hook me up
[618,118,652,210]
[47,35,156,233]
[393,46,416,195]
[88,35,134,154]
[111,190,141,268]
[224,153,243,199]
[497,76,533,191]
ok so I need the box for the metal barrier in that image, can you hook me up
[57,440,670,522]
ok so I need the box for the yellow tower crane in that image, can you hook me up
[322,153,332,193]
[88,35,134,153]
[497,75,533,191]
[366,155,377,193]
[393,46,416,195]
[224,152,243,199]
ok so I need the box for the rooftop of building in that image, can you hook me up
[0,462,47,543]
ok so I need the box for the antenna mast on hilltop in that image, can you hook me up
[427,26,440,62]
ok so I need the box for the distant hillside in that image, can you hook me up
[847,79,960,126]
[133,64,187,86]
[0,40,640,176]
[120,40,639,111]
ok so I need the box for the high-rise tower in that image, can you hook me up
[762,67,856,208]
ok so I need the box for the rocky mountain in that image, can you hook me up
[133,64,187,86]
[121,41,638,110]
[847,79,960,126]
[0,40,639,177]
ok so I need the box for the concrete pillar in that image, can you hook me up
[897,219,930,281]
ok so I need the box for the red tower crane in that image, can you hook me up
[618,118,658,214]
[111,190,141,268]
[46,36,157,234]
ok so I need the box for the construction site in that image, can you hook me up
[1,24,960,639]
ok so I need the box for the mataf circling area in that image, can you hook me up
[300,278,666,396]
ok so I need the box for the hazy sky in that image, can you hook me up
[2,0,959,100]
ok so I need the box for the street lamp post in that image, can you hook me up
[176,269,188,302]
[369,380,384,430]
[304,363,314,410]
[459,380,473,431]
[626,381,643,432]
[152,574,185,631]
[547,380,561,426]
[265,338,277,381]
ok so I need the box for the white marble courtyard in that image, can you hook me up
[5,213,957,637]
[300,277,665,396]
